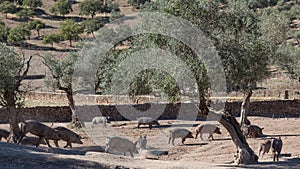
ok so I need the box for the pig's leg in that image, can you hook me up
[44,138,52,148]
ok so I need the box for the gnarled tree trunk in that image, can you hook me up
[240,90,252,126]
[199,101,258,164]
[65,89,81,128]
[5,90,21,143]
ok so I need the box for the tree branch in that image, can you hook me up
[15,55,33,91]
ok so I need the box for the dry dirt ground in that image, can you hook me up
[0,116,300,169]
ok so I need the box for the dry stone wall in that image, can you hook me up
[1,100,300,123]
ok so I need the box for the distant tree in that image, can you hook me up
[42,33,62,47]
[16,8,34,20]
[128,0,150,9]
[0,1,17,19]
[14,0,24,5]
[7,24,31,45]
[50,0,73,17]
[43,52,82,128]
[59,19,83,47]
[22,0,42,9]
[0,24,10,42]
[109,11,124,22]
[28,19,45,38]
[0,43,33,143]
[79,0,104,18]
[82,17,104,37]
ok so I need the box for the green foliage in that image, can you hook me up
[7,24,31,45]
[82,17,104,37]
[0,1,17,18]
[128,0,150,9]
[43,52,78,91]
[50,0,73,17]
[28,19,45,37]
[79,0,103,18]
[0,24,10,43]
[42,33,62,47]
[16,8,35,19]
[22,0,42,8]
[246,0,278,10]
[0,43,26,107]
[59,19,83,46]
[109,11,125,22]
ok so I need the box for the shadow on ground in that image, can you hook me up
[218,157,300,169]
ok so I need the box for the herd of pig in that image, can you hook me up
[0,116,283,162]
[0,120,83,148]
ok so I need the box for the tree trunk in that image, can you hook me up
[240,90,252,126]
[204,110,258,164]
[69,40,72,47]
[4,90,20,143]
[219,112,258,164]
[66,90,81,128]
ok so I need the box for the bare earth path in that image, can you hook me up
[0,116,300,168]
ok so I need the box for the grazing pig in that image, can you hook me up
[105,136,138,157]
[272,137,283,161]
[91,116,111,128]
[18,120,60,148]
[245,125,264,138]
[137,117,160,129]
[258,139,271,157]
[168,128,194,145]
[53,126,83,148]
[138,134,147,150]
[194,124,221,140]
[20,136,47,147]
[0,129,9,141]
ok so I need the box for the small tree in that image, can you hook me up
[82,17,104,38]
[43,52,81,128]
[0,1,17,19]
[0,24,10,43]
[7,24,31,46]
[59,19,83,47]
[42,33,62,47]
[79,0,103,18]
[50,0,73,17]
[0,43,32,143]
[28,19,45,38]
[128,0,150,9]
[22,0,42,9]
[110,11,124,22]
[16,8,35,20]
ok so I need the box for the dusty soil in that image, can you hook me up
[0,116,300,168]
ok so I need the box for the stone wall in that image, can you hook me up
[1,100,300,123]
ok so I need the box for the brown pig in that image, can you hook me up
[53,126,83,148]
[18,120,60,148]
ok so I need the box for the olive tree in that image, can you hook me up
[43,52,81,128]
[0,43,32,143]
[79,0,103,18]
[0,1,17,19]
[28,19,46,38]
[137,0,287,164]
[50,0,73,17]
[59,19,83,47]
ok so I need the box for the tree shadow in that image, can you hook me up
[217,157,300,168]
[38,15,86,22]
[182,142,209,146]
[20,42,76,52]
[72,145,105,153]
[0,142,117,168]
[9,17,32,22]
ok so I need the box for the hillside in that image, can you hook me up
[0,0,299,99]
